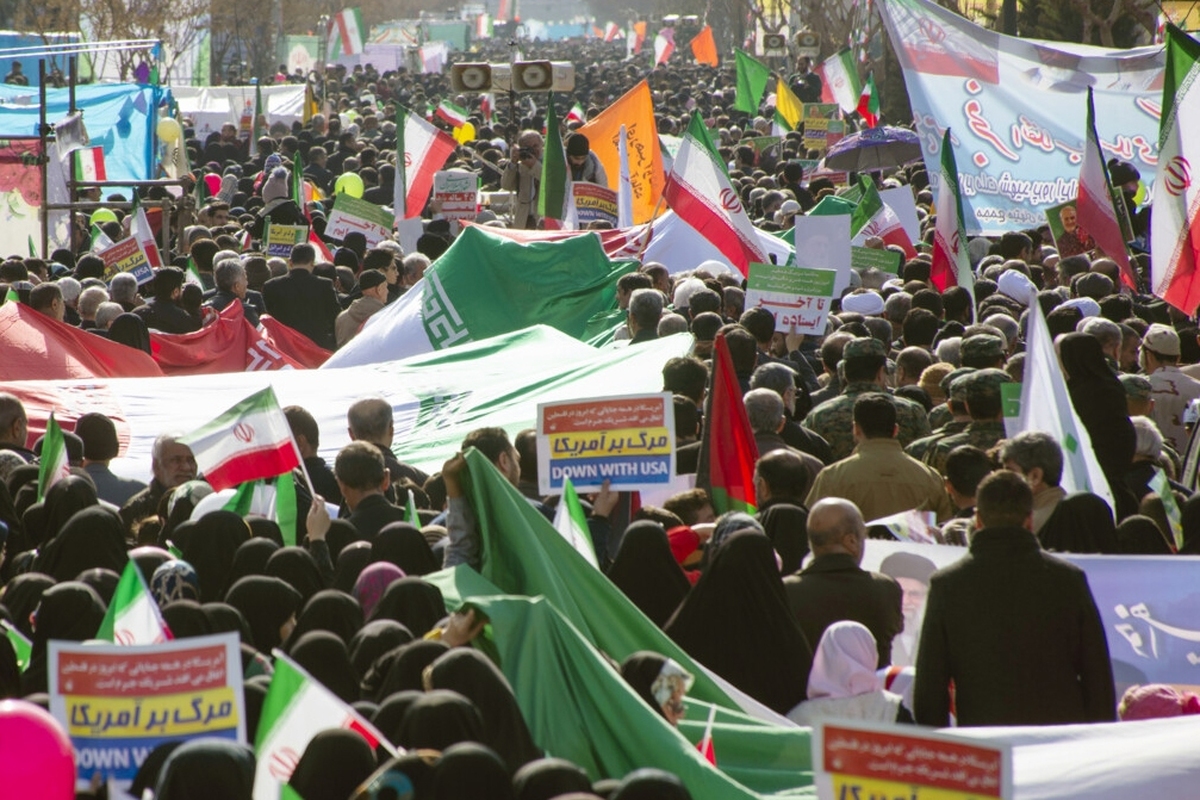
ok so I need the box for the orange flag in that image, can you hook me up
[690,25,718,67]
[578,80,664,224]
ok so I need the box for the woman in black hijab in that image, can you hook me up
[228,538,280,585]
[288,728,378,800]
[371,689,425,744]
[433,742,515,800]
[153,738,255,799]
[0,636,21,698]
[619,651,690,726]
[757,501,810,575]
[368,577,446,635]
[23,581,106,694]
[245,517,285,547]
[28,475,99,547]
[265,546,326,604]
[76,567,121,606]
[1039,492,1119,554]
[606,521,691,628]
[33,506,129,582]
[333,540,374,593]
[162,600,212,639]
[364,639,450,702]
[512,758,593,800]
[1116,515,1174,555]
[326,518,364,562]
[611,768,692,800]
[107,313,152,355]
[427,648,542,772]
[289,630,360,703]
[372,522,440,575]
[396,689,485,752]
[1059,332,1137,518]
[350,620,413,681]
[0,572,54,638]
[224,575,302,656]
[664,530,813,715]
[286,589,363,649]
[129,545,173,585]
[183,511,251,603]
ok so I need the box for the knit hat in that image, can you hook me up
[566,133,589,157]
[357,269,387,291]
[261,167,290,204]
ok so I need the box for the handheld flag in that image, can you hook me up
[1,621,31,671]
[253,81,265,143]
[706,332,758,513]
[773,78,804,135]
[697,704,717,765]
[327,8,366,58]
[565,102,586,125]
[435,99,469,128]
[852,176,917,258]
[177,386,301,492]
[74,146,107,183]
[97,559,173,645]
[930,128,975,311]
[821,49,863,115]
[538,94,576,230]
[857,73,880,127]
[130,196,163,268]
[734,50,770,114]
[664,111,766,275]
[689,25,718,67]
[654,28,675,66]
[1078,87,1136,289]
[552,477,599,568]
[222,475,300,546]
[394,104,457,219]
[36,412,69,502]
[1150,468,1184,551]
[405,488,421,527]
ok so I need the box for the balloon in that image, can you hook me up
[453,122,476,145]
[1133,179,1147,207]
[204,173,222,197]
[334,172,364,198]
[89,208,118,226]
[0,700,75,799]
[157,116,183,144]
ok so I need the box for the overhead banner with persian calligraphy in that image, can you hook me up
[859,539,1200,689]
[49,633,245,790]
[878,0,1163,235]
[537,393,676,495]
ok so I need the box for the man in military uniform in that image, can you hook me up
[959,333,1008,370]
[927,369,1012,475]
[803,337,931,461]
[908,367,975,462]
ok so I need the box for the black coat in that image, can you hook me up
[913,526,1116,727]
[262,268,341,350]
[783,552,903,668]
[347,493,409,541]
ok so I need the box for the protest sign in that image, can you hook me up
[1001,382,1022,437]
[791,214,852,293]
[433,169,480,225]
[746,262,837,334]
[537,393,675,495]
[325,193,395,246]
[49,633,245,790]
[802,104,844,155]
[263,222,308,258]
[573,181,619,226]
[97,237,153,284]
[850,245,902,274]
[813,721,1013,800]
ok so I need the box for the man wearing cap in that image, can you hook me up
[840,290,886,317]
[335,269,389,348]
[803,337,931,461]
[76,413,146,506]
[806,394,952,523]
[959,334,1007,370]
[565,133,607,185]
[1141,323,1200,452]
[1120,373,1154,418]
[907,367,975,463]
[913,471,1115,726]
[926,369,1012,475]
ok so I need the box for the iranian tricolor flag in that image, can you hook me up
[435,99,469,128]
[326,8,365,58]
[857,73,880,128]
[36,413,69,502]
[405,488,421,527]
[309,229,334,262]
[565,102,586,125]
[73,147,107,182]
[654,27,675,66]
[930,128,975,310]
[395,104,457,218]
[851,176,917,259]
[254,653,394,800]
[706,332,758,514]
[97,559,173,646]
[1151,24,1200,313]
[1078,88,1136,289]
[539,94,576,230]
[223,475,299,547]
[131,198,163,268]
[552,477,599,568]
[480,93,495,124]
[177,386,301,492]
[664,111,766,276]
[604,22,621,42]
[822,49,863,115]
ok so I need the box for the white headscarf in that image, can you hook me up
[806,621,882,699]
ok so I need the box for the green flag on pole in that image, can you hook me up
[734,49,770,114]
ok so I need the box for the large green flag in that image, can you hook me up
[734,50,771,114]
[538,94,573,227]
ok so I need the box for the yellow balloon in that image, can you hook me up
[1133,179,1147,207]
[334,172,364,198]
[453,122,476,145]
[157,116,183,143]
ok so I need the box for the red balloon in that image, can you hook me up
[0,700,75,799]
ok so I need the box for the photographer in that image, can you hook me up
[501,130,544,229]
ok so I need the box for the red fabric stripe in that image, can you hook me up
[708,332,758,513]
[664,178,761,276]
[406,134,457,217]
[203,441,299,492]
[930,233,957,292]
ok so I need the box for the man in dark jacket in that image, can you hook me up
[132,267,201,334]
[783,497,903,667]
[913,470,1116,727]
[335,442,407,540]
[262,243,341,350]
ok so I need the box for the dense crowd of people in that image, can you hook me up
[0,30,1198,800]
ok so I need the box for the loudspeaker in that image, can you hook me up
[511,60,575,92]
[763,33,788,56]
[450,63,492,92]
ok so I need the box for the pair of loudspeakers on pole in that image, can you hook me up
[449,61,575,93]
